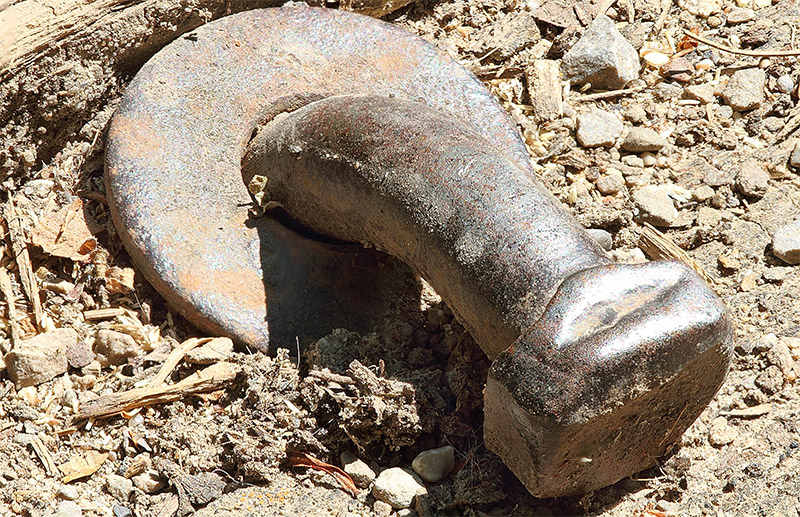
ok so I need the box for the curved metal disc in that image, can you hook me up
[105,6,531,350]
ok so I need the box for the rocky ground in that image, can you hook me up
[2,0,800,515]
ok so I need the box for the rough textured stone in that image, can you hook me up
[105,474,134,502]
[721,68,766,111]
[4,328,75,388]
[790,141,800,168]
[185,337,234,365]
[633,185,677,227]
[576,108,623,148]
[132,471,165,493]
[94,330,139,367]
[736,160,769,198]
[472,11,540,61]
[596,174,625,195]
[685,83,715,104]
[708,416,737,447]
[411,446,455,483]
[726,6,755,23]
[772,220,800,264]
[65,339,95,369]
[372,468,425,509]
[767,339,795,379]
[561,15,640,89]
[776,75,795,95]
[341,451,376,488]
[693,185,715,203]
[621,127,667,152]
[679,0,722,17]
[57,485,79,500]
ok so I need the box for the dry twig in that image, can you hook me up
[4,199,43,331]
[683,30,800,57]
[639,223,717,286]
[574,85,648,101]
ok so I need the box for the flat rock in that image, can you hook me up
[633,185,677,227]
[621,127,667,152]
[105,474,133,502]
[4,328,75,388]
[684,83,715,104]
[722,68,766,111]
[561,15,640,89]
[727,6,755,23]
[471,11,540,61]
[772,220,800,264]
[576,108,623,148]
[736,160,769,199]
[411,446,455,483]
[46,501,82,517]
[372,468,425,509]
[185,337,234,365]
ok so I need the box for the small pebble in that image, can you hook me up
[373,500,393,517]
[341,451,376,488]
[772,220,800,264]
[576,108,623,148]
[736,160,769,199]
[739,269,758,291]
[789,141,800,169]
[763,267,788,283]
[632,185,677,227]
[57,485,79,500]
[105,474,134,502]
[641,152,657,167]
[47,501,82,517]
[693,185,715,203]
[721,68,766,111]
[4,328,75,388]
[623,105,647,124]
[411,446,456,483]
[620,155,645,168]
[94,330,140,367]
[755,365,784,394]
[708,416,737,446]
[372,468,426,509]
[726,6,755,23]
[112,505,133,517]
[586,228,613,251]
[776,75,795,95]
[185,337,234,365]
[766,340,795,379]
[684,84,715,104]
[596,174,625,195]
[132,471,165,493]
[679,0,722,17]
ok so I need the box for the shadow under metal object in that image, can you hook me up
[106,6,733,498]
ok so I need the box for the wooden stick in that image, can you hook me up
[75,362,239,420]
[0,263,21,347]
[684,30,800,57]
[4,199,43,331]
[639,223,717,286]
[574,85,648,101]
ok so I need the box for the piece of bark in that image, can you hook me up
[639,223,717,286]
[75,362,240,420]
[525,60,563,124]
[340,0,417,18]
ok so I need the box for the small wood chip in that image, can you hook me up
[30,436,59,476]
[82,308,136,320]
[639,223,717,286]
[59,450,109,483]
[524,60,563,124]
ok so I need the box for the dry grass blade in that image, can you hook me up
[82,307,136,320]
[75,362,240,421]
[639,223,717,286]
[288,450,359,497]
[683,30,800,57]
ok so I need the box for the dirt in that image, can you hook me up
[2,0,800,516]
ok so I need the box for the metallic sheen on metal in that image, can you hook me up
[106,6,732,498]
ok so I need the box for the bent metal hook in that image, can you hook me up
[105,6,732,498]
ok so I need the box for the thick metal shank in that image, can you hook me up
[244,95,610,358]
[244,94,732,496]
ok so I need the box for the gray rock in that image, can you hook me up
[4,328,75,388]
[755,365,784,394]
[94,330,140,367]
[112,505,132,517]
[586,228,613,251]
[684,83,715,104]
[727,7,755,24]
[46,501,82,517]
[373,500,393,517]
[736,160,769,199]
[790,141,800,168]
[596,174,625,195]
[633,185,677,227]
[679,0,722,17]
[561,15,640,89]
[105,474,134,502]
[372,468,426,509]
[65,339,95,369]
[776,75,795,95]
[621,127,667,152]
[722,68,766,111]
[653,82,683,100]
[623,104,647,124]
[412,445,455,483]
[773,220,800,264]
[472,12,540,61]
[621,155,645,168]
[57,485,79,500]
[576,108,623,148]
[341,451,376,488]
[708,416,737,447]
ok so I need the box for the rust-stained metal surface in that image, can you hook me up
[106,5,533,350]
[244,94,732,496]
[107,6,733,498]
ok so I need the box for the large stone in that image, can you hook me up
[341,451,376,488]
[773,220,800,264]
[722,68,766,111]
[411,446,455,483]
[4,328,75,387]
[561,15,640,89]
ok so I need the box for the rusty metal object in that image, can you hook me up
[107,6,732,497]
